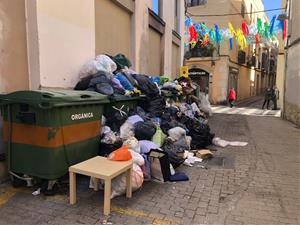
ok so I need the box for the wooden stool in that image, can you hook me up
[69,156,133,215]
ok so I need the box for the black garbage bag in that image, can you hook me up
[189,122,214,149]
[160,118,186,135]
[104,108,128,132]
[99,141,123,157]
[132,74,159,97]
[161,138,185,168]
[146,96,166,117]
[134,121,156,141]
[74,75,93,90]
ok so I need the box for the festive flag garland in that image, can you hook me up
[185,16,286,50]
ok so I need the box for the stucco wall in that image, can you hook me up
[148,28,162,75]
[95,0,131,57]
[237,66,251,100]
[0,0,29,93]
[0,0,29,180]
[285,43,300,125]
[34,0,95,88]
[172,43,180,78]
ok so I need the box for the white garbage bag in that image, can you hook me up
[95,55,117,74]
[199,93,213,116]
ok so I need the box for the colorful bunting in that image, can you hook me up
[185,16,283,50]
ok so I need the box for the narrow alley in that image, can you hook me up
[0,99,299,225]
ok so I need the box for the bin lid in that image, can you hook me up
[0,90,109,108]
[109,95,144,102]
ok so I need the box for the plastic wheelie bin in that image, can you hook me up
[104,95,144,114]
[0,90,109,180]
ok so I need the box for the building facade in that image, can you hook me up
[0,0,185,179]
[282,0,300,125]
[185,0,275,104]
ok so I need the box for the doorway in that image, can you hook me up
[188,68,210,93]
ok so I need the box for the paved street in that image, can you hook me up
[0,97,299,225]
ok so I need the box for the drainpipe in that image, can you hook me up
[282,0,290,119]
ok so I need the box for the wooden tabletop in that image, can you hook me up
[69,156,133,180]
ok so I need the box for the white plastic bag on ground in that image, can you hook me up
[199,93,213,116]
[95,55,117,74]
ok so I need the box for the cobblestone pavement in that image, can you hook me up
[0,98,299,225]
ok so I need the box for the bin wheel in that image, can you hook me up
[10,174,26,188]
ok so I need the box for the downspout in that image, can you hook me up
[282,0,290,119]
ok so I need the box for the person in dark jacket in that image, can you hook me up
[262,87,272,109]
[271,85,279,110]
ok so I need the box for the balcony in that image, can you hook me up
[185,42,216,59]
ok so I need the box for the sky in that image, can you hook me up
[262,0,282,21]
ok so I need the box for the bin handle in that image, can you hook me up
[80,94,92,99]
[38,102,53,109]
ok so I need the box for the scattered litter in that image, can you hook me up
[32,188,41,196]
[213,137,248,148]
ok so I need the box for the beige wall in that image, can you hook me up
[0,0,29,93]
[148,28,162,75]
[95,0,132,57]
[172,42,180,78]
[283,0,300,126]
[26,0,96,89]
[0,0,29,179]
[133,0,184,77]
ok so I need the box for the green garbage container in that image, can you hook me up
[0,90,109,180]
[104,95,144,114]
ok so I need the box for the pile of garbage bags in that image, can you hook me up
[98,92,215,198]
[75,53,222,198]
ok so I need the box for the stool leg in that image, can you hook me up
[104,179,111,216]
[69,172,76,204]
[126,167,132,198]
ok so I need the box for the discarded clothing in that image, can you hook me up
[169,172,189,182]
[113,54,132,70]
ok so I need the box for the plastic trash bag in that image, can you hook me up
[152,126,167,147]
[110,150,144,198]
[95,54,117,74]
[120,121,135,140]
[199,93,213,116]
[78,60,99,78]
[123,137,140,153]
[168,127,186,142]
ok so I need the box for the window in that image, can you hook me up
[152,0,160,16]
[187,0,207,7]
[241,3,245,18]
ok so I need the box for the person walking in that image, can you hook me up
[271,85,279,110]
[228,88,236,108]
[262,87,272,109]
